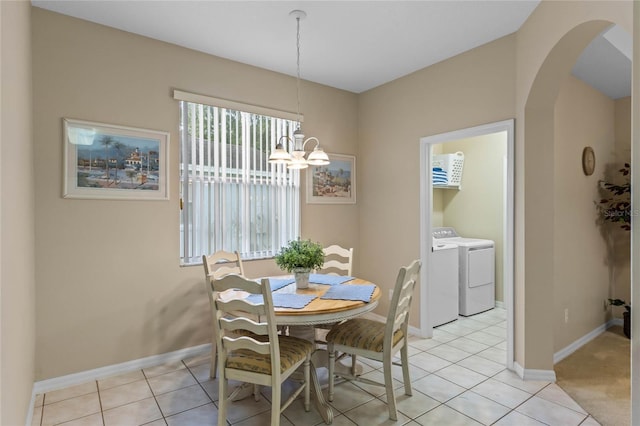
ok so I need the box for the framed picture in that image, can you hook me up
[63,118,169,200]
[306,153,356,204]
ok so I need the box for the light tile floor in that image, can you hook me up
[32,308,601,425]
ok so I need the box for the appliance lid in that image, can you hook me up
[452,238,494,247]
[432,241,458,251]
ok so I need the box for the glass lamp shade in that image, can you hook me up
[306,147,330,166]
[287,151,309,169]
[268,144,293,164]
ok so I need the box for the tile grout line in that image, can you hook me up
[95,379,105,426]
[143,366,170,425]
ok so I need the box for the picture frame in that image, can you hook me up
[63,118,169,200]
[306,153,356,204]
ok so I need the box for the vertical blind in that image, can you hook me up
[177,97,301,264]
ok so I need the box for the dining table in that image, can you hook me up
[225,274,381,424]
[273,274,380,424]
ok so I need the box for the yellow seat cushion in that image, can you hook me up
[326,318,403,352]
[225,335,313,374]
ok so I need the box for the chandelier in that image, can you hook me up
[268,10,330,170]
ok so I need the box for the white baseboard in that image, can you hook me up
[553,319,619,364]
[32,343,211,395]
[513,361,557,382]
[27,343,211,426]
[495,300,504,309]
[25,343,211,426]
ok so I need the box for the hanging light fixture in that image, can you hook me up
[269,10,330,169]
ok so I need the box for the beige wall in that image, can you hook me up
[438,133,507,303]
[1,0,36,424]
[553,75,615,351]
[32,8,358,380]
[358,34,516,326]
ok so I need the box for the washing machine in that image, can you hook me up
[430,241,459,327]
[433,227,495,316]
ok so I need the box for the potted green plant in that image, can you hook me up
[275,239,324,289]
[597,163,631,339]
[608,298,630,338]
[596,162,631,230]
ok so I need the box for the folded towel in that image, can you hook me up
[309,274,354,285]
[246,293,316,309]
[265,277,295,292]
[320,284,376,303]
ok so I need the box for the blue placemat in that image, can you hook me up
[320,284,376,303]
[265,277,295,292]
[246,293,316,309]
[309,274,354,286]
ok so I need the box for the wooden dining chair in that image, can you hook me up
[326,259,421,421]
[213,275,313,426]
[202,250,244,379]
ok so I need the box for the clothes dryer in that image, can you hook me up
[433,227,495,316]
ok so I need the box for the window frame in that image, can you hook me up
[175,91,302,265]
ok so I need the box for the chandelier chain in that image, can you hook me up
[296,15,302,127]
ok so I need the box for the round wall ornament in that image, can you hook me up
[582,146,595,176]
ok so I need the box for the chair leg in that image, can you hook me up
[210,336,217,379]
[328,345,335,402]
[401,344,412,396]
[351,354,357,376]
[271,384,281,426]
[383,355,398,421]
[303,358,311,411]
[217,377,228,426]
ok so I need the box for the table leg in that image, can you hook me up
[312,348,363,376]
[309,351,333,424]
[289,326,334,424]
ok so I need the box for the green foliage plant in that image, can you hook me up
[608,298,630,311]
[275,239,324,273]
[597,163,631,231]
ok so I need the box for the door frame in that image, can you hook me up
[418,119,515,371]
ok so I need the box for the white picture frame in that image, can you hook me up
[63,118,169,200]
[306,153,356,204]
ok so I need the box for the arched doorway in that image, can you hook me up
[522,17,632,423]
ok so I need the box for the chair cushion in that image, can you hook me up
[325,318,403,352]
[225,335,313,374]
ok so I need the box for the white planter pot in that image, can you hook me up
[293,268,311,289]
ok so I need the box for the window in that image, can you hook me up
[177,93,301,265]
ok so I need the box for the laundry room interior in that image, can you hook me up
[430,131,508,328]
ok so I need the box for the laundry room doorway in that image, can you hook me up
[419,119,515,371]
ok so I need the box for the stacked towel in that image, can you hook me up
[433,167,448,185]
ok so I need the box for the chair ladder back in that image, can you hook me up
[203,250,245,280]
[222,335,271,355]
[219,312,268,335]
[212,275,281,380]
[385,260,421,345]
[203,251,245,380]
[321,245,353,276]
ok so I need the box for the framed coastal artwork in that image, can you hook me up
[63,118,169,200]
[306,153,356,204]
